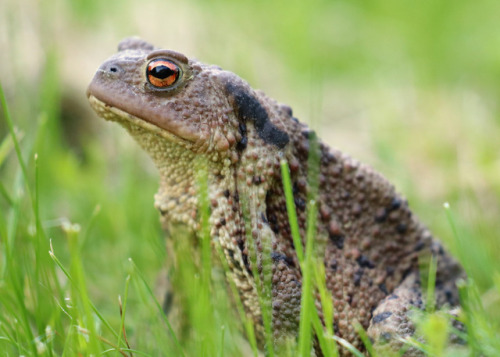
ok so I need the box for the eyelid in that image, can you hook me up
[146,49,188,64]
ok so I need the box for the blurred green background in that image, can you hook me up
[1,0,499,355]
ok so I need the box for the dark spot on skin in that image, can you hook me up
[389,198,401,211]
[380,332,392,343]
[298,139,309,155]
[237,122,247,151]
[396,223,408,234]
[234,192,239,202]
[223,189,230,198]
[220,218,226,226]
[271,252,295,267]
[356,255,375,269]
[234,261,243,271]
[388,294,399,300]
[401,267,414,282]
[378,283,389,295]
[294,197,306,211]
[227,249,235,259]
[414,298,424,309]
[326,152,337,164]
[235,240,252,275]
[261,213,268,223]
[252,176,262,185]
[266,208,280,234]
[226,82,289,148]
[386,266,395,275]
[243,253,252,276]
[373,311,392,324]
[329,259,338,271]
[237,136,248,151]
[445,289,455,305]
[348,294,353,305]
[413,241,425,251]
[375,208,388,223]
[354,268,364,287]
[282,105,293,116]
[321,154,331,166]
[329,234,345,249]
[302,130,314,139]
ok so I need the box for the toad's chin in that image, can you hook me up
[87,94,194,149]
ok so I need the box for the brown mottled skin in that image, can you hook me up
[87,38,464,355]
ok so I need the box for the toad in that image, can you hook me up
[87,38,464,355]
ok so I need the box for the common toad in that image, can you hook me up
[87,38,464,355]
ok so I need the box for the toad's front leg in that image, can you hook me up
[368,248,464,357]
[367,271,424,354]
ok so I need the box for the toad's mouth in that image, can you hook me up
[88,95,194,149]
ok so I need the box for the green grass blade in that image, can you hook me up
[354,323,375,357]
[219,325,226,357]
[313,262,338,356]
[0,82,29,182]
[311,310,333,356]
[297,199,316,356]
[2,190,38,356]
[425,254,437,313]
[332,335,365,357]
[0,180,13,207]
[128,258,185,357]
[65,222,101,355]
[116,275,131,355]
[49,240,120,342]
[0,133,17,168]
[280,160,304,263]
[244,196,274,357]
[443,202,470,276]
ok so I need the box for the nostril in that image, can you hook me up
[102,63,123,75]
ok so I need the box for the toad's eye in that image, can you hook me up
[146,59,181,88]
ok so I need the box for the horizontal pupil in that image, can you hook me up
[151,65,176,79]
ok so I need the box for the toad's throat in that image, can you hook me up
[87,94,194,148]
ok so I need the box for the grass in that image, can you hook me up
[1,0,500,355]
